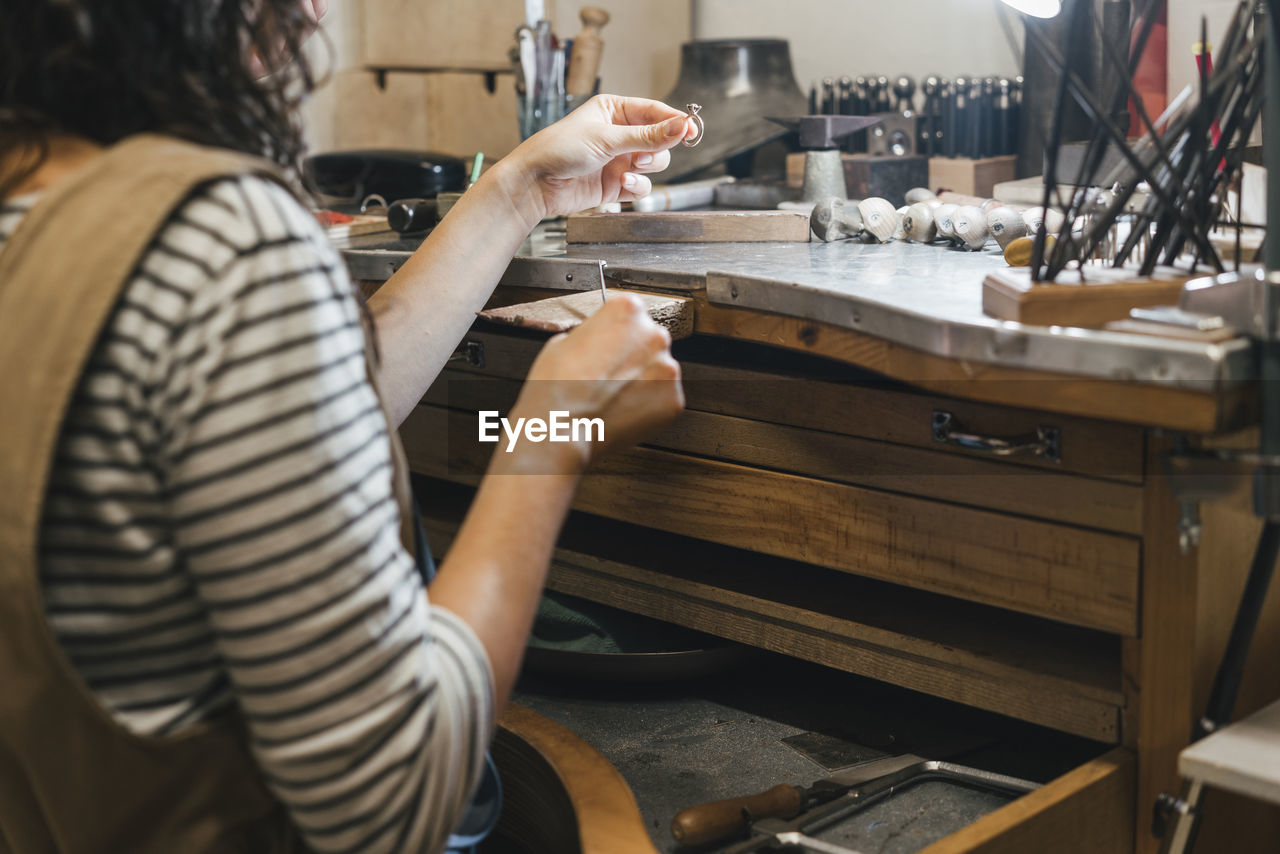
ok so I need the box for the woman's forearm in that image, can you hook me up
[426,444,582,710]
[367,158,544,425]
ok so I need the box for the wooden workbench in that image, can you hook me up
[364,246,1279,853]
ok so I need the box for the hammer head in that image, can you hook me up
[810,196,863,242]
[767,115,883,150]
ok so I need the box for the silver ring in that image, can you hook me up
[683,103,704,147]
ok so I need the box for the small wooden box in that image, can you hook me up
[929,155,1018,198]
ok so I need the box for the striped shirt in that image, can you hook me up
[1,175,494,854]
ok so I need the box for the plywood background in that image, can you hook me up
[303,0,691,157]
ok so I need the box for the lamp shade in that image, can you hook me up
[999,0,1062,17]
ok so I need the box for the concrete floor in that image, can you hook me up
[513,646,1107,853]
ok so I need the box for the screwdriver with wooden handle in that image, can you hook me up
[670,754,922,847]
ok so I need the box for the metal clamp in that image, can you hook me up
[931,411,1060,462]
[448,340,485,368]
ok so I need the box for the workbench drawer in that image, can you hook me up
[442,326,1145,484]
[417,480,1138,853]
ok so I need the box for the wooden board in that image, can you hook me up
[566,210,810,244]
[495,704,657,854]
[403,404,1143,634]
[477,289,694,338]
[1121,436,1202,854]
[315,211,390,241]
[692,293,1250,434]
[418,480,1124,742]
[920,749,1134,854]
[983,266,1194,328]
[361,0,516,68]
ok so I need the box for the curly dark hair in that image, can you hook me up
[0,0,322,199]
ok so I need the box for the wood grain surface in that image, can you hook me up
[404,404,1142,634]
[983,267,1194,328]
[566,210,811,243]
[495,703,657,854]
[418,480,1124,742]
[477,289,694,337]
[691,294,1248,434]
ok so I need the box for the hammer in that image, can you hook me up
[810,196,864,242]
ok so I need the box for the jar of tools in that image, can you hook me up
[518,91,586,139]
[513,17,601,139]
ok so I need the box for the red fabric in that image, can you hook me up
[1129,5,1168,135]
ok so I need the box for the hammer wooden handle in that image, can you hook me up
[670,784,804,847]
[566,6,609,96]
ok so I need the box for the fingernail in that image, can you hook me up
[635,153,653,167]
[622,173,637,190]
[664,117,685,138]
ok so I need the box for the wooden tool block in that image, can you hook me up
[566,211,810,244]
[478,289,694,338]
[930,155,1017,198]
[983,266,1194,328]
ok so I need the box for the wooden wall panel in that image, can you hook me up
[361,0,519,69]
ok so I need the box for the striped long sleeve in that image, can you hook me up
[25,175,494,854]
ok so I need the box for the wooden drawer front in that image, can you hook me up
[426,373,1144,535]
[417,480,1124,743]
[404,405,1141,635]
[447,327,1144,483]
[921,749,1135,854]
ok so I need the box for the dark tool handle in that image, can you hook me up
[387,197,437,234]
[671,784,804,847]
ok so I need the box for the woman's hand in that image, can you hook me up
[495,294,685,476]
[500,95,696,221]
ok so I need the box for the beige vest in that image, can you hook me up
[0,135,416,854]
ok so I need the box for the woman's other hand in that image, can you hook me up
[501,95,696,221]
[497,293,685,475]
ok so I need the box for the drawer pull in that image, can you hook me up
[448,340,485,368]
[931,410,1061,462]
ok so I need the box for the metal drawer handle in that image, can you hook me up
[448,340,485,368]
[931,411,1060,462]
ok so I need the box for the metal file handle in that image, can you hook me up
[931,411,1061,462]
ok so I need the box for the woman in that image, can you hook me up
[0,2,688,852]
